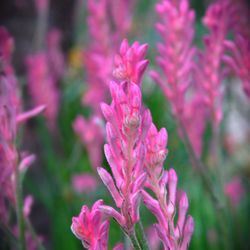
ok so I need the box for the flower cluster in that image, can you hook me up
[71,40,194,249]
[143,126,194,249]
[0,26,44,248]
[71,200,110,249]
[151,0,242,156]
[150,0,207,157]
[98,79,151,232]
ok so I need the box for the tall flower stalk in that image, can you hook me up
[150,0,207,158]
[0,26,45,250]
[72,40,194,250]
[143,124,194,250]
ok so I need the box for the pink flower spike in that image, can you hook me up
[152,0,208,157]
[71,200,110,249]
[100,77,151,233]
[16,105,46,124]
[143,118,194,248]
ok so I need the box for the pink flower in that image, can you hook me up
[0,27,44,240]
[151,0,196,117]
[151,0,207,157]
[142,170,194,250]
[73,115,104,169]
[71,200,110,249]
[72,174,98,193]
[144,123,194,249]
[113,39,149,85]
[95,40,150,233]
[26,52,59,130]
[224,177,245,207]
[46,29,65,82]
[98,80,151,233]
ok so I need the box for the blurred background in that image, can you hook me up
[0,0,250,249]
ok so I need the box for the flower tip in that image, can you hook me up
[185,215,194,235]
[180,192,189,209]
[120,39,129,55]
[19,154,36,172]
[169,168,178,182]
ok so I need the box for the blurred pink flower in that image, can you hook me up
[72,174,98,193]
[197,0,235,127]
[46,29,65,82]
[0,27,44,242]
[151,0,207,157]
[23,195,34,218]
[26,52,59,130]
[0,26,14,66]
[71,200,110,249]
[73,115,104,169]
[151,0,196,117]
[224,177,245,207]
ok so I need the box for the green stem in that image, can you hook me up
[135,222,150,250]
[15,164,26,250]
[129,231,142,250]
